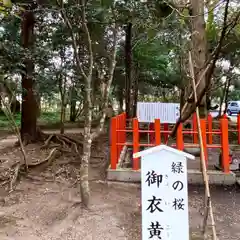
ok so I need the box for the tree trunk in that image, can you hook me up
[125,22,132,119]
[223,77,231,114]
[10,96,17,114]
[162,89,167,102]
[180,88,185,114]
[20,9,38,143]
[132,66,139,118]
[70,102,76,122]
[80,133,91,206]
[80,80,92,207]
[70,86,77,122]
[223,63,234,114]
[60,0,117,208]
[118,89,124,113]
[206,90,212,111]
[36,93,41,118]
[218,81,228,116]
[190,0,207,118]
[60,103,65,134]
[178,26,186,117]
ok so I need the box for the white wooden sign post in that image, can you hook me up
[133,145,195,240]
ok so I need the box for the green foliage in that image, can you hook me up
[0,0,12,16]
[206,1,218,44]
[100,0,113,8]
[39,111,61,124]
[3,0,12,8]
[0,111,20,128]
[0,0,239,115]
[229,89,240,101]
[0,111,61,129]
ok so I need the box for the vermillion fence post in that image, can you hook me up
[133,118,139,170]
[123,112,126,144]
[200,119,208,167]
[192,112,198,144]
[110,117,117,169]
[176,123,184,150]
[221,117,230,173]
[238,113,240,144]
[120,114,124,152]
[149,122,155,144]
[207,114,213,144]
[116,115,120,163]
[155,119,161,145]
[118,115,121,163]
[163,123,169,143]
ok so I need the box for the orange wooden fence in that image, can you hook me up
[110,112,240,173]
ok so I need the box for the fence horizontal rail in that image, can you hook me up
[110,112,240,173]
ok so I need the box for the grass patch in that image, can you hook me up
[0,111,61,130]
[39,111,61,124]
[0,112,21,128]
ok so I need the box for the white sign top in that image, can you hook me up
[137,102,180,123]
[136,145,195,240]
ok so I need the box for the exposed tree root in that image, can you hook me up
[15,128,48,147]
[40,134,84,162]
[0,132,105,194]
[9,163,20,193]
[29,147,60,167]
[41,134,82,152]
[56,135,67,148]
[41,134,54,149]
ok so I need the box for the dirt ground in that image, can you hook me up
[0,131,240,240]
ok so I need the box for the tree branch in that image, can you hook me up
[224,11,240,36]
[170,0,231,138]
[91,8,118,139]
[58,0,88,81]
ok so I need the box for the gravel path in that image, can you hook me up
[0,130,239,239]
[0,180,239,240]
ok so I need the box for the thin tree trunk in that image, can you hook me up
[132,66,139,118]
[60,2,92,207]
[80,107,91,206]
[70,102,76,122]
[60,102,65,134]
[59,76,66,134]
[178,25,185,117]
[90,17,117,139]
[61,0,117,207]
[218,81,228,116]
[206,91,211,111]
[78,0,94,208]
[125,22,132,119]
[223,63,234,114]
[70,87,77,122]
[223,77,231,114]
[0,97,2,113]
[162,89,167,102]
[80,70,93,207]
[118,89,124,113]
[20,8,38,143]
[180,88,185,114]
[10,97,17,115]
